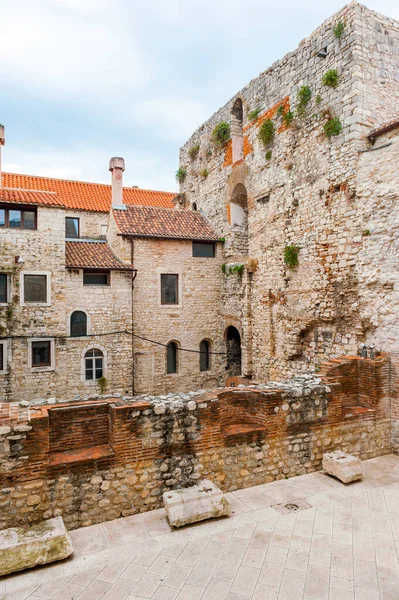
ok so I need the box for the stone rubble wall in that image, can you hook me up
[0,355,391,530]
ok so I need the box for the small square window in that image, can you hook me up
[66,217,80,238]
[24,274,47,303]
[192,242,215,257]
[31,341,51,367]
[161,274,178,305]
[0,274,8,304]
[83,270,110,286]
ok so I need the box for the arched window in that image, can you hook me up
[226,326,241,376]
[70,310,87,337]
[199,339,211,372]
[166,341,178,374]
[85,348,103,380]
[230,183,248,226]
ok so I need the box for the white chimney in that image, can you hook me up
[0,125,5,186]
[109,156,126,210]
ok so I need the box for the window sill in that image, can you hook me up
[21,302,51,307]
[30,366,55,373]
[49,444,115,467]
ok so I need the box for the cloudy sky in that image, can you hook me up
[1,0,398,192]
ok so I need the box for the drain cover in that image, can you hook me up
[284,503,300,511]
[272,499,312,515]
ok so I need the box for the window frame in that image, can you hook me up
[28,338,55,372]
[20,271,51,306]
[0,203,37,230]
[0,273,11,305]
[166,341,179,374]
[81,344,107,384]
[192,242,216,258]
[83,269,110,286]
[70,310,88,337]
[160,274,179,306]
[65,216,80,239]
[0,340,8,374]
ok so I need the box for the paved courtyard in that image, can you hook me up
[1,454,399,600]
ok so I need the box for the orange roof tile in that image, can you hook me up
[0,187,64,207]
[65,241,134,271]
[113,204,219,241]
[1,172,175,212]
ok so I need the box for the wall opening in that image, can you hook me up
[230,183,248,227]
[231,98,244,164]
[226,326,241,376]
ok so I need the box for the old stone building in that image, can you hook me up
[0,153,223,402]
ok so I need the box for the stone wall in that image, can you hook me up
[178,2,399,383]
[0,354,391,531]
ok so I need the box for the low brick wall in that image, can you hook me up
[0,355,392,530]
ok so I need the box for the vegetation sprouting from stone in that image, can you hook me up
[323,117,342,138]
[333,21,345,39]
[258,119,275,146]
[322,69,339,87]
[212,122,231,146]
[296,86,312,116]
[188,144,200,160]
[363,229,371,236]
[248,108,261,121]
[315,94,322,105]
[200,169,209,178]
[284,245,300,269]
[98,376,107,394]
[282,111,294,127]
[222,263,245,276]
[175,168,187,183]
[265,150,272,160]
[276,105,285,117]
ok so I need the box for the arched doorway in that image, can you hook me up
[226,326,242,376]
[230,183,248,226]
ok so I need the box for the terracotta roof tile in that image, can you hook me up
[1,172,175,212]
[113,205,219,241]
[65,241,134,271]
[0,187,64,207]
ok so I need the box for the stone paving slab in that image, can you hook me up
[1,455,399,600]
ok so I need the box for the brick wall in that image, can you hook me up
[0,355,392,530]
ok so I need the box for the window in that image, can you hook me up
[65,217,79,238]
[192,242,215,258]
[83,270,110,286]
[101,224,107,237]
[166,341,178,374]
[0,274,8,304]
[0,341,7,373]
[161,274,178,305]
[31,341,51,367]
[85,348,103,380]
[0,204,36,230]
[24,274,47,303]
[70,311,87,337]
[200,340,211,372]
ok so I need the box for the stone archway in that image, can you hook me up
[225,326,242,376]
[230,183,248,226]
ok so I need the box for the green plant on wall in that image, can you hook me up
[175,168,187,183]
[333,21,345,39]
[258,119,275,146]
[248,108,261,121]
[188,144,200,160]
[315,94,322,105]
[296,85,312,116]
[222,263,245,276]
[322,69,339,87]
[212,122,231,146]
[276,104,285,117]
[282,111,294,127]
[265,150,272,160]
[98,376,107,394]
[200,169,209,178]
[323,117,342,138]
[284,245,300,269]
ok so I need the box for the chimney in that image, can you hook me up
[0,125,5,186]
[109,157,126,210]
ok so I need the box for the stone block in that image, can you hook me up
[322,450,362,483]
[163,479,231,527]
[0,516,73,576]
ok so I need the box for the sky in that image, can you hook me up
[1,0,398,193]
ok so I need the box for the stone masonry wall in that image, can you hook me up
[178,2,399,385]
[0,355,391,530]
